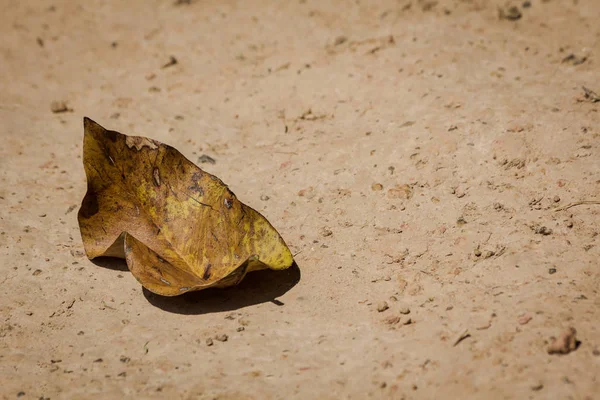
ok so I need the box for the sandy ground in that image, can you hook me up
[1,0,600,398]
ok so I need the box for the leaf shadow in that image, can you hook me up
[142,262,301,315]
[91,257,129,271]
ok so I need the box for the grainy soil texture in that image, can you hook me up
[1,0,599,399]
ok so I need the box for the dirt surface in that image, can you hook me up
[1,0,599,399]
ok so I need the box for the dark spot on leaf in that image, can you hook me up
[224,198,233,209]
[153,168,161,186]
[151,265,163,276]
[203,264,212,280]
[188,184,204,195]
[79,192,99,218]
[188,172,204,194]
[104,130,119,142]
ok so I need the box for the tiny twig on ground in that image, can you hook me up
[582,86,600,103]
[555,201,600,212]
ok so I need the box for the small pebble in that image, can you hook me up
[530,382,543,391]
[215,334,228,342]
[566,220,574,228]
[321,227,333,237]
[50,100,69,113]
[518,314,532,325]
[548,327,578,355]
[548,268,557,275]
[399,307,410,315]
[334,35,347,46]
[372,183,384,191]
[476,321,492,330]
[236,327,245,332]
[205,338,214,346]
[383,315,401,325]
[483,250,495,259]
[377,301,389,312]
[260,194,270,201]
[501,6,522,20]
[474,249,482,257]
[197,154,216,164]
[403,318,412,325]
[553,195,560,203]
[535,226,552,235]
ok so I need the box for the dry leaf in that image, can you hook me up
[78,118,294,296]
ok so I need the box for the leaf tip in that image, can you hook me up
[83,117,105,137]
[83,116,96,129]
